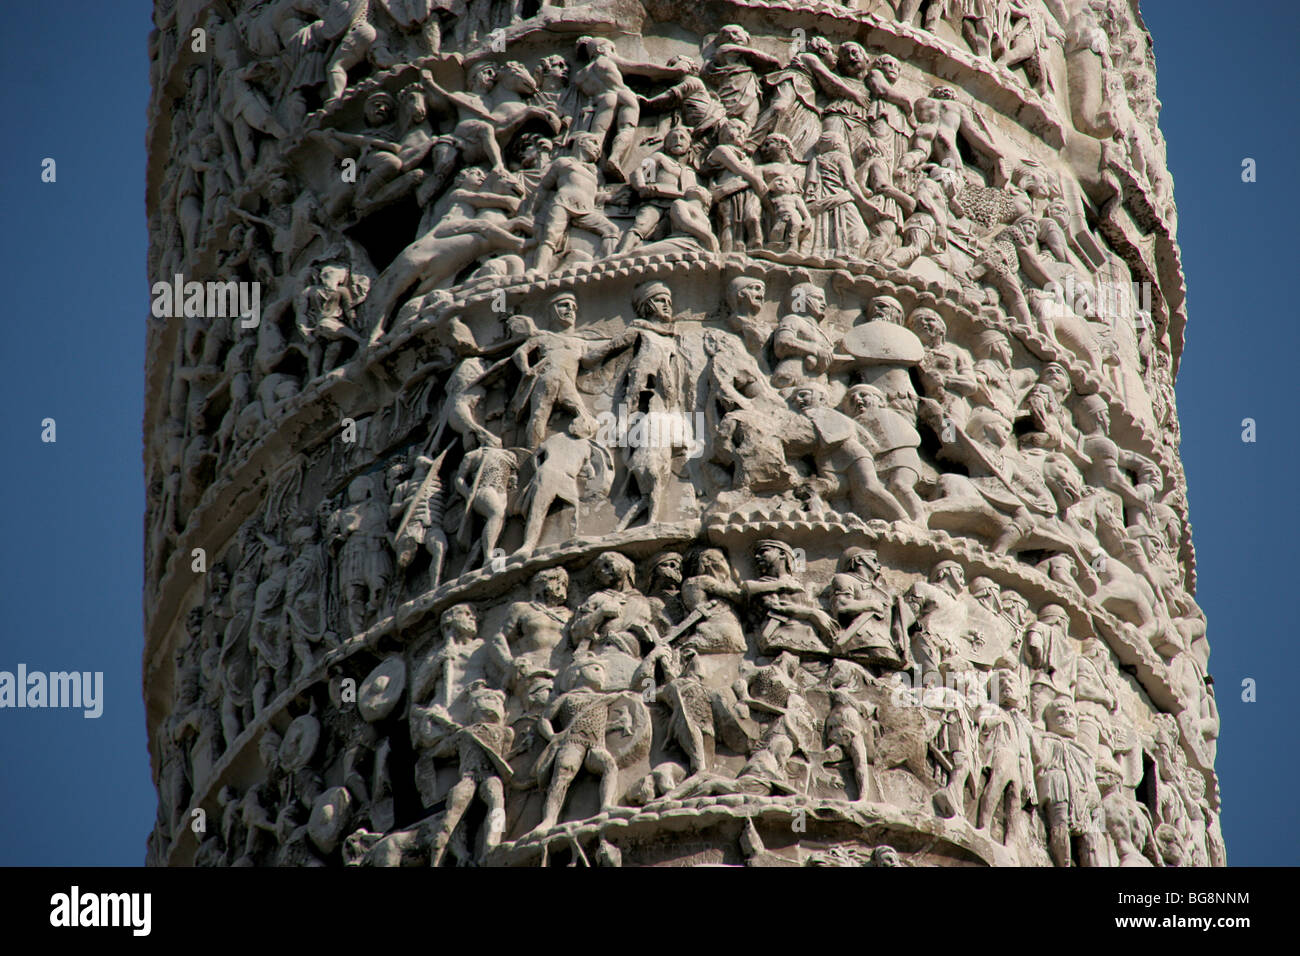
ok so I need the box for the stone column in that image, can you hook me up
[144,0,1221,868]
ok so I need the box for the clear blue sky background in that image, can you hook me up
[0,1,1295,866]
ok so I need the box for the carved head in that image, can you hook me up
[570,656,607,691]
[754,539,798,577]
[1044,699,1079,738]
[1039,362,1070,397]
[646,552,683,591]
[930,560,965,594]
[840,546,881,579]
[398,83,427,123]
[664,126,693,155]
[506,313,538,339]
[1001,588,1029,622]
[363,91,396,126]
[570,132,603,163]
[845,384,886,416]
[872,846,901,867]
[727,275,766,317]
[1037,604,1069,633]
[346,475,374,503]
[906,307,945,346]
[838,41,868,77]
[868,295,903,325]
[793,384,829,410]
[720,117,752,147]
[786,282,826,318]
[547,292,578,329]
[968,407,1012,449]
[632,281,674,322]
[534,55,569,86]
[576,36,615,62]
[530,567,569,606]
[717,24,751,46]
[1078,394,1110,433]
[440,602,478,641]
[873,54,901,83]
[593,551,636,590]
[467,62,498,93]
[1012,215,1041,248]
[267,178,294,205]
[996,669,1025,711]
[807,36,835,65]
[973,329,1012,366]
[499,60,538,96]
[666,55,700,76]
[759,133,795,164]
[969,576,1001,608]
[692,548,731,580]
[456,165,488,189]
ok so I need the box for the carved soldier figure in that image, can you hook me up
[702,24,781,128]
[744,539,837,656]
[503,300,604,456]
[909,308,978,430]
[1033,699,1104,867]
[845,383,926,521]
[827,547,904,667]
[1024,604,1076,724]
[518,417,609,555]
[328,475,393,634]
[771,283,835,390]
[498,568,573,683]
[620,127,716,254]
[974,670,1036,845]
[528,132,621,273]
[422,683,514,866]
[452,444,519,568]
[707,118,765,252]
[531,658,621,832]
[824,662,876,803]
[389,450,449,591]
[602,282,691,528]
[571,551,659,690]
[724,275,770,356]
[792,384,910,523]
[412,603,498,715]
[637,56,727,142]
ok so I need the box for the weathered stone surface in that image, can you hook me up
[144,0,1221,868]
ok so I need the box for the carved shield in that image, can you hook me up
[359,656,407,723]
[279,714,321,772]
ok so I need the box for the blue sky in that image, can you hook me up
[0,1,1294,865]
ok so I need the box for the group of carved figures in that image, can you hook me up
[146,2,1207,867]
[153,534,1222,868]
[148,3,1181,565]
[151,264,1214,795]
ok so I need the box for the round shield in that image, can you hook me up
[307,786,353,855]
[279,715,321,772]
[841,321,925,364]
[359,656,407,722]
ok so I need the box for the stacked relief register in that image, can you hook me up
[144,0,1222,867]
